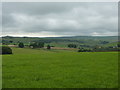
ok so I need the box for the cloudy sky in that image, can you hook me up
[2,2,118,37]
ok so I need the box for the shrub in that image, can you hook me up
[18,42,24,48]
[0,46,12,54]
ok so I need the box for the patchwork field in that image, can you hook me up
[2,48,118,88]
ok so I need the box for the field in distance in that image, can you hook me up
[2,47,118,88]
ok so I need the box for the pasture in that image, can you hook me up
[2,47,118,88]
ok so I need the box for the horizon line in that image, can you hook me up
[0,35,118,38]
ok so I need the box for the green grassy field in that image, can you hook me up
[2,48,118,88]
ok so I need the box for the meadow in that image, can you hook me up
[2,47,118,88]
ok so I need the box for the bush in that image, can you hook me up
[0,46,12,54]
[18,42,24,48]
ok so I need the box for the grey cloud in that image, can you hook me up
[2,2,118,37]
[3,2,77,15]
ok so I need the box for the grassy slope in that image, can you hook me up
[103,42,118,47]
[2,48,118,88]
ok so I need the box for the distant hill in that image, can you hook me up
[1,36,119,48]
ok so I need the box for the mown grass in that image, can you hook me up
[2,47,118,88]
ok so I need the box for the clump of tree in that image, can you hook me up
[93,45,118,52]
[29,42,44,48]
[2,40,9,45]
[68,44,77,48]
[99,41,109,44]
[0,46,12,54]
[2,40,14,45]
[47,45,51,49]
[18,42,24,48]
[79,44,90,48]
[78,48,93,52]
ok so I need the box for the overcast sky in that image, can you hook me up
[2,2,118,37]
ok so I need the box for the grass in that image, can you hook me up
[2,47,118,88]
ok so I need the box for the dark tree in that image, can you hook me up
[9,40,13,43]
[18,42,24,48]
[47,45,51,49]
[117,43,120,47]
[38,42,44,48]
[68,44,77,48]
